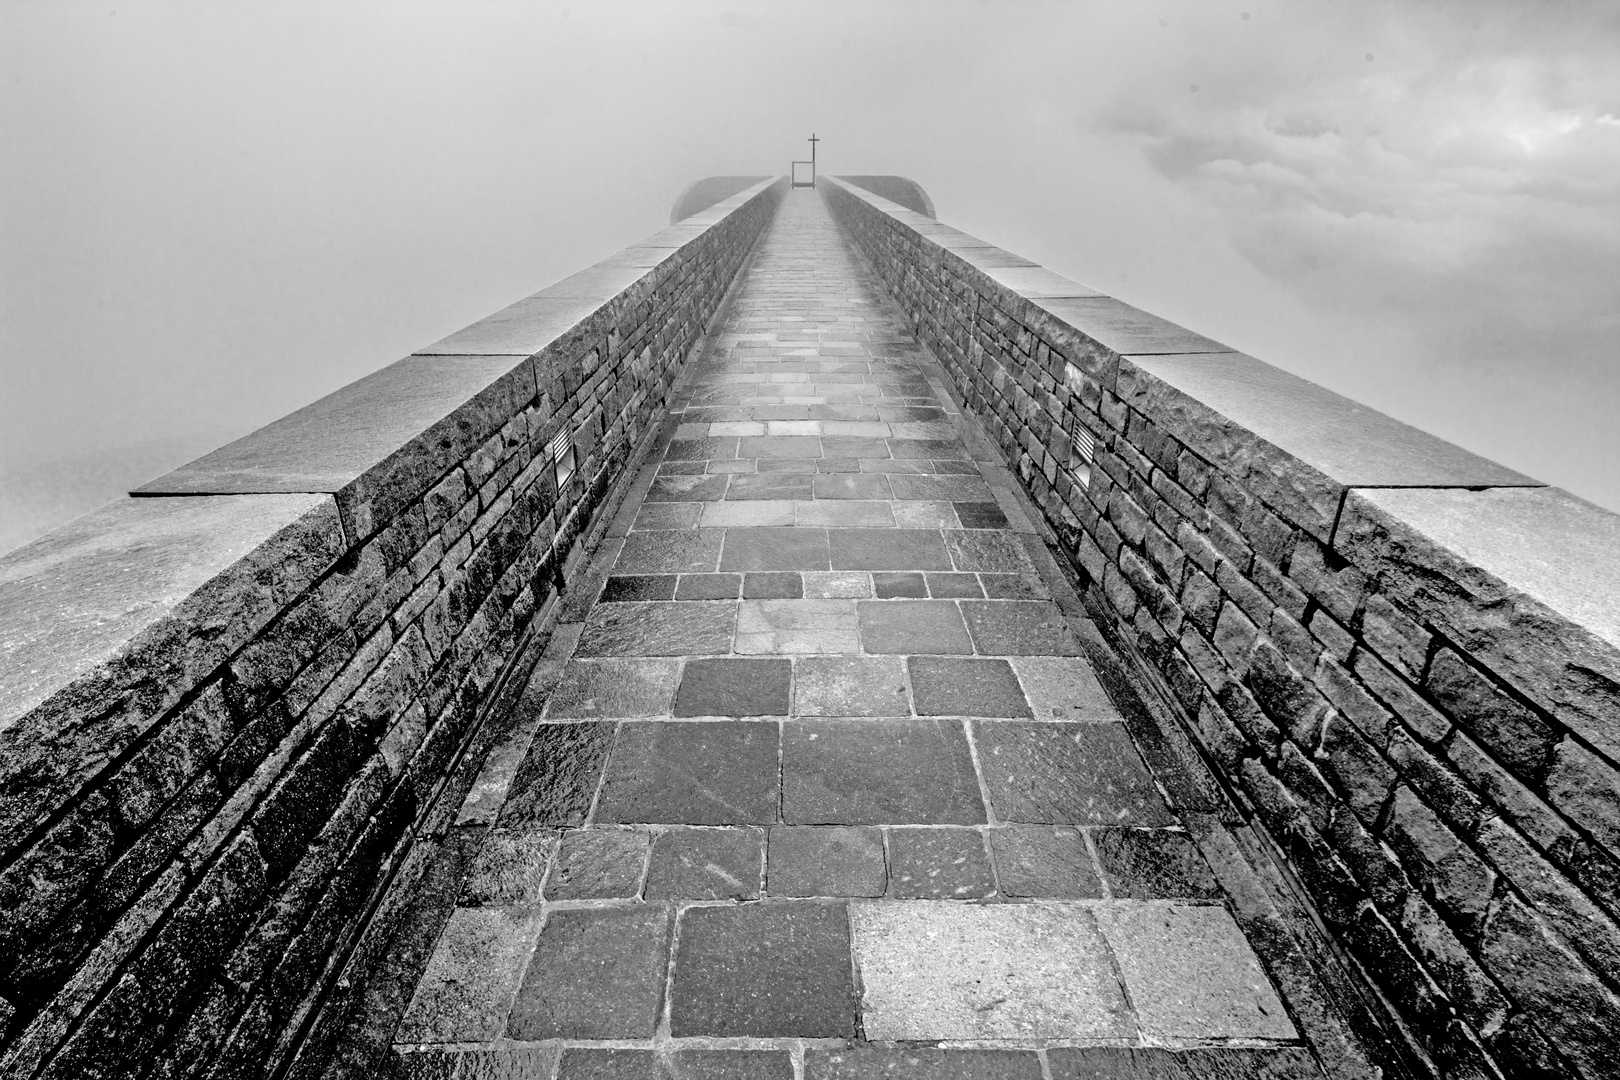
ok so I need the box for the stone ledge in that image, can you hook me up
[1336,486,1620,758]
[0,494,343,845]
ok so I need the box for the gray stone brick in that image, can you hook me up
[1353,647,1450,744]
[1318,711,1395,827]
[1426,647,1553,783]
[1546,739,1620,860]
[1383,786,1494,938]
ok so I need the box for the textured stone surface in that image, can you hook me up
[395,1047,561,1079]
[961,600,1081,655]
[544,829,648,900]
[596,722,779,824]
[850,902,1132,1039]
[459,827,556,905]
[397,906,543,1043]
[1046,1046,1323,1079]
[644,827,763,899]
[734,599,860,653]
[544,659,681,719]
[498,721,615,828]
[909,656,1032,717]
[670,902,857,1037]
[806,1047,1043,1080]
[575,601,736,657]
[674,658,792,716]
[1092,828,1221,900]
[856,600,974,654]
[886,827,995,898]
[508,906,672,1039]
[767,826,887,897]
[793,656,910,716]
[973,722,1174,826]
[988,826,1102,898]
[1009,657,1117,720]
[783,719,984,824]
[1095,902,1297,1041]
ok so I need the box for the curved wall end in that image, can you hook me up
[671,175,773,224]
[837,175,936,218]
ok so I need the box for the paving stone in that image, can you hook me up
[1046,1046,1323,1079]
[670,901,857,1037]
[806,1048,1042,1080]
[726,472,815,500]
[601,574,678,602]
[735,599,860,653]
[1009,657,1118,720]
[988,826,1103,898]
[815,473,895,500]
[804,570,872,598]
[676,572,742,600]
[981,573,1051,599]
[720,526,831,570]
[909,656,1032,717]
[576,601,736,656]
[1092,828,1222,899]
[743,571,804,598]
[850,902,1133,1040]
[753,458,820,475]
[498,721,617,828]
[857,600,974,654]
[544,828,649,899]
[700,499,796,527]
[891,500,961,528]
[459,826,557,905]
[973,722,1174,826]
[675,657,793,714]
[395,1047,561,1079]
[596,721,780,824]
[556,1049,656,1080]
[508,906,672,1039]
[616,530,724,573]
[821,436,893,458]
[545,659,681,719]
[830,528,952,570]
[767,826,887,897]
[633,503,702,530]
[926,572,985,598]
[797,499,896,528]
[886,827,996,898]
[783,718,985,824]
[1094,902,1297,1041]
[888,474,996,501]
[644,474,729,502]
[397,906,543,1042]
[645,827,763,899]
[665,436,739,461]
[961,600,1081,655]
[873,571,928,598]
[944,530,1035,574]
[953,501,1011,529]
[740,435,823,458]
[793,656,911,716]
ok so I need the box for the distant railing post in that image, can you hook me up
[791,132,818,188]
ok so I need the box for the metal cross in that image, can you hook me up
[808,132,819,168]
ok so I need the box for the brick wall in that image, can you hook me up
[823,176,1620,1080]
[0,177,783,1080]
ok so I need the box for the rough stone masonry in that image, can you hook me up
[0,170,1615,1080]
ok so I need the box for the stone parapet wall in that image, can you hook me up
[0,176,783,1080]
[823,175,1620,1080]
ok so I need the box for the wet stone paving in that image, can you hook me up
[380,192,1324,1078]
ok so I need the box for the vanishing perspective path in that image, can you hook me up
[366,190,1327,1078]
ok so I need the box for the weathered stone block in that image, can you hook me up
[1383,786,1493,938]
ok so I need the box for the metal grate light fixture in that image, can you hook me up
[550,430,576,488]
[1071,422,1096,489]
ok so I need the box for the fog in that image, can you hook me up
[3,0,1618,554]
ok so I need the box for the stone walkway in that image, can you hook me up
[378,191,1324,1079]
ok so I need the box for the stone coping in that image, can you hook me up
[824,174,1618,743]
[135,177,782,542]
[0,175,784,825]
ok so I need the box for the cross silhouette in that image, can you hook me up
[808,133,819,165]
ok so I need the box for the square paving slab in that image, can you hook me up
[783,718,985,825]
[595,721,779,824]
[850,902,1133,1040]
[508,906,672,1040]
[670,902,857,1037]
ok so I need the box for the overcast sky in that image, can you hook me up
[3,0,1617,553]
